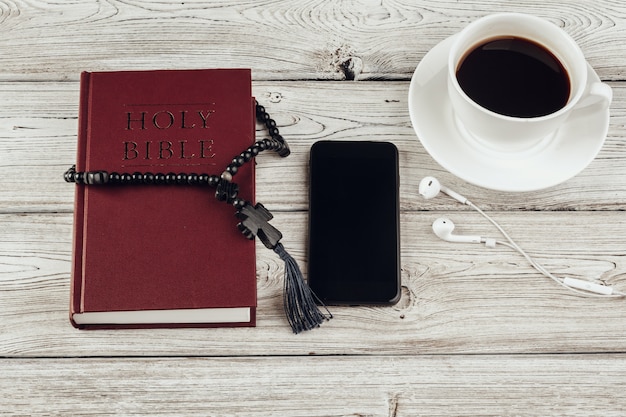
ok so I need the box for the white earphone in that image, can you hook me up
[419,176,625,298]
[419,176,469,205]
[432,217,482,244]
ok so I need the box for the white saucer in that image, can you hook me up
[408,35,610,192]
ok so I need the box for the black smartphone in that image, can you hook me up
[308,140,401,305]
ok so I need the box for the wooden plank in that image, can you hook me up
[0,1,624,81]
[1,210,625,357]
[2,355,625,416]
[1,81,626,213]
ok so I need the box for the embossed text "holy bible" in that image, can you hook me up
[122,110,217,161]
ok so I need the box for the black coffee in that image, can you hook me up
[456,37,570,118]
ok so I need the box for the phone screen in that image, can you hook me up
[308,141,400,305]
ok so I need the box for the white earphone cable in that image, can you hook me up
[467,200,625,298]
[420,176,624,297]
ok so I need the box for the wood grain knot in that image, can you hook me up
[316,43,363,80]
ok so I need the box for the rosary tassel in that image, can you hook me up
[274,243,332,334]
[235,202,331,333]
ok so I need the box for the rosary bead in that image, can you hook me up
[215,180,239,203]
[256,105,265,116]
[242,151,252,162]
[64,167,75,182]
[208,175,220,186]
[120,173,133,184]
[176,173,187,184]
[232,198,246,209]
[109,172,120,184]
[268,127,280,137]
[165,172,177,184]
[258,140,268,150]
[198,174,209,184]
[187,173,199,185]
[85,171,109,185]
[268,134,289,156]
[249,145,260,156]
[221,171,233,182]
[154,173,166,185]
[142,172,155,184]
[265,118,277,129]
[132,172,143,184]
[73,172,84,183]
[277,145,290,157]
[233,156,245,167]
[226,165,239,175]
[262,138,272,148]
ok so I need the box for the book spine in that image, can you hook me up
[69,72,92,328]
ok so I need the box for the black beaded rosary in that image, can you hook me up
[64,102,332,334]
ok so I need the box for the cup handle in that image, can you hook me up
[573,82,613,112]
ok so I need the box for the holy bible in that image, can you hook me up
[69,69,257,328]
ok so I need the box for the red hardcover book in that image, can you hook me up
[70,69,256,328]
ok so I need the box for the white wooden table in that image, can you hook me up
[2,1,626,415]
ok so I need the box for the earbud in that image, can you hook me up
[432,217,482,244]
[419,176,469,205]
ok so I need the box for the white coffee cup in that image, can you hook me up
[447,13,612,153]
